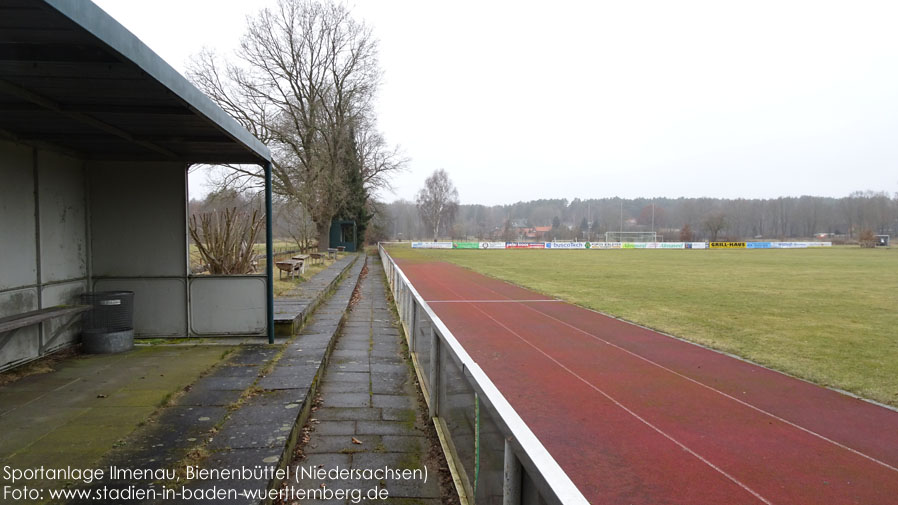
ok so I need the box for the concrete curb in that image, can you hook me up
[274,253,360,337]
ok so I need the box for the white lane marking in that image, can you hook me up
[431,278,773,505]
[520,302,898,474]
[426,299,561,303]
[443,267,898,475]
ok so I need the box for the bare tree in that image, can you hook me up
[187,0,403,250]
[278,198,317,252]
[703,212,727,241]
[416,169,459,241]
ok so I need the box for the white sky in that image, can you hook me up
[93,0,898,205]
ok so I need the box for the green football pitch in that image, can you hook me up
[387,244,898,407]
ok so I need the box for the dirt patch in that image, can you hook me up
[0,346,79,387]
[349,261,369,309]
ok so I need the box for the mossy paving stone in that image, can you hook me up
[319,381,368,395]
[178,387,244,407]
[314,407,384,421]
[256,373,316,390]
[208,365,261,378]
[323,371,370,384]
[209,420,293,450]
[354,421,419,436]
[304,434,385,454]
[371,394,415,409]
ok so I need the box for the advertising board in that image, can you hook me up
[710,242,747,249]
[411,242,453,249]
[545,242,588,249]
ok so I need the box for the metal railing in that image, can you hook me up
[378,243,588,505]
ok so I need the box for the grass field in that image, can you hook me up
[387,245,898,407]
[188,240,298,271]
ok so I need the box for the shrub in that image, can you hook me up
[189,208,263,274]
[859,229,876,248]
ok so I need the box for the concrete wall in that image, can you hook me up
[0,140,89,371]
[189,276,266,336]
[88,161,190,337]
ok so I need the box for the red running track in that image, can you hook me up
[397,260,898,505]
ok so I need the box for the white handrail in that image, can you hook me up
[378,244,589,505]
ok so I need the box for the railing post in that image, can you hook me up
[503,439,522,505]
[410,299,417,352]
[429,327,441,418]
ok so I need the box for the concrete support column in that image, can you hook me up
[503,439,522,505]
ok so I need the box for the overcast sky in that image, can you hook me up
[93,0,898,205]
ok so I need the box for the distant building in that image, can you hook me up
[516,226,553,241]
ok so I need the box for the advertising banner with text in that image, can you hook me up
[506,242,546,249]
[479,242,507,249]
[544,242,588,249]
[710,242,747,249]
[411,242,452,249]
[452,242,479,249]
[588,242,621,249]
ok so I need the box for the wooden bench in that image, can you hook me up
[0,305,92,357]
[308,252,324,265]
[275,259,304,279]
[0,305,91,334]
[327,248,338,260]
[336,246,346,253]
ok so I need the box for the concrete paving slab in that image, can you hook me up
[379,435,431,455]
[319,381,369,395]
[209,365,261,378]
[256,373,316,390]
[355,421,418,436]
[304,434,384,454]
[209,420,293,450]
[324,373,370,386]
[314,407,384,421]
[324,392,373,407]
[225,403,301,427]
[179,387,243,406]
[311,420,356,435]
[371,394,415,409]
[175,376,249,394]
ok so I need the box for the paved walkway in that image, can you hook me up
[282,258,444,504]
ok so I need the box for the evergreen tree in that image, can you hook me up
[336,127,371,248]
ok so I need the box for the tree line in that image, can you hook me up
[378,191,897,242]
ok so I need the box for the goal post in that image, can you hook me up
[604,231,658,243]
